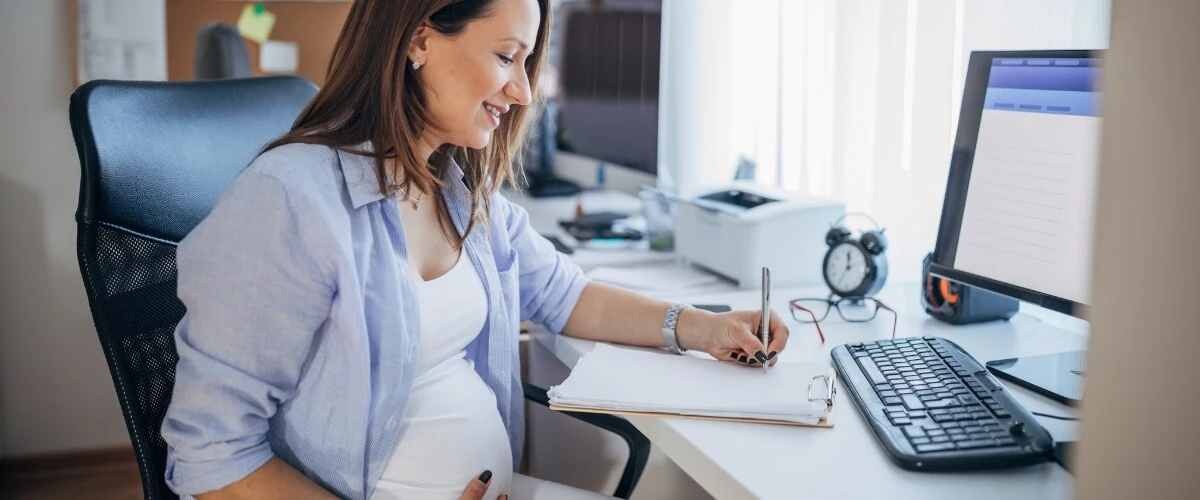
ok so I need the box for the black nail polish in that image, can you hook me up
[738,355,748,363]
[479,470,493,484]
[754,351,768,363]
[768,351,778,360]
[748,359,758,365]
[730,352,739,359]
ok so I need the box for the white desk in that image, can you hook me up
[510,190,1079,499]
[531,284,1081,500]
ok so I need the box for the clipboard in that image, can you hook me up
[547,345,840,428]
[551,371,837,428]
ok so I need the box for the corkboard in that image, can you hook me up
[166,0,352,84]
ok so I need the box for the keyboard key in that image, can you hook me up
[931,435,951,443]
[897,388,914,395]
[908,411,927,419]
[858,358,889,386]
[901,394,925,411]
[926,399,959,408]
[956,439,997,449]
[926,429,946,437]
[957,394,978,405]
[931,413,954,423]
[915,443,955,453]
[996,436,1017,446]
[891,417,912,425]
[880,390,898,398]
[882,397,903,406]
[903,426,926,439]
[971,412,991,420]
[946,428,965,435]
[911,437,931,445]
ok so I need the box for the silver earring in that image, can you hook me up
[411,59,421,70]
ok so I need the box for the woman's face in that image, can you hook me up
[414,0,539,151]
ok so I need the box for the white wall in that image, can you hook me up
[1074,0,1200,497]
[0,0,130,457]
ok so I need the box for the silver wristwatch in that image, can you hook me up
[661,303,689,354]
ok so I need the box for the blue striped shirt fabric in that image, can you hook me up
[160,143,590,499]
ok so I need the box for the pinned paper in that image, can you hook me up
[260,40,299,74]
[236,3,276,44]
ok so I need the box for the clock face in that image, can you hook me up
[825,242,870,294]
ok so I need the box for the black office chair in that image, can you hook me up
[69,77,649,500]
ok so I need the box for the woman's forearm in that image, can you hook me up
[196,457,338,500]
[561,282,711,350]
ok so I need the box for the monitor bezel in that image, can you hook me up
[929,49,1102,319]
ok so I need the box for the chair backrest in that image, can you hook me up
[194,22,252,80]
[68,77,317,499]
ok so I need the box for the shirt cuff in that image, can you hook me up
[165,442,275,497]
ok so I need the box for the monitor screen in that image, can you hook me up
[547,0,661,175]
[931,51,1103,316]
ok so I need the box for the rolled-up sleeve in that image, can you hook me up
[161,172,334,496]
[496,194,590,333]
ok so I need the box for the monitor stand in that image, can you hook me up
[986,350,1086,406]
[526,173,582,198]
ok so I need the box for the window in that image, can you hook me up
[723,0,1111,279]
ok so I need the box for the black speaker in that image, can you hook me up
[921,253,1019,325]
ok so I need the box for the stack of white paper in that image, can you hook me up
[548,344,834,425]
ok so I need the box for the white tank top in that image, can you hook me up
[371,252,513,500]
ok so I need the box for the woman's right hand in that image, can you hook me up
[460,470,506,500]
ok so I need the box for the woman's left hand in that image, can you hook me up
[678,309,790,367]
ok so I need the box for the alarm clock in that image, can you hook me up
[822,213,888,297]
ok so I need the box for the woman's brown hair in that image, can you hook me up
[264,0,551,242]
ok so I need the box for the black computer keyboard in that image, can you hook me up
[832,337,1054,471]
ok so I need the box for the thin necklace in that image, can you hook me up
[391,184,424,210]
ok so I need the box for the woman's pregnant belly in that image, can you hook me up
[371,357,513,500]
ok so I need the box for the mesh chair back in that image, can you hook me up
[69,77,317,499]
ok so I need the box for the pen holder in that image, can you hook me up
[920,253,1019,325]
[639,187,676,251]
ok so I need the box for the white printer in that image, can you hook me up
[674,182,845,289]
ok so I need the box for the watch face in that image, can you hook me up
[825,242,870,294]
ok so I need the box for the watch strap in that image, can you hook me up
[662,303,688,354]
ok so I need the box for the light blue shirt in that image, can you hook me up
[161,143,589,499]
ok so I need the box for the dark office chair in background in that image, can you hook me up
[69,77,649,499]
[194,22,252,80]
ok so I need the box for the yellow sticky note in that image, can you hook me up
[236,3,276,44]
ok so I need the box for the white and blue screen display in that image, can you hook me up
[955,57,1101,305]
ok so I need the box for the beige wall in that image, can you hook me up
[0,0,130,457]
[1075,0,1200,498]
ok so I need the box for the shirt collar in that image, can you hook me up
[336,142,467,209]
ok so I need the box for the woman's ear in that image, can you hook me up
[408,22,433,67]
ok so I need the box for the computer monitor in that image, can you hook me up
[929,50,1103,405]
[523,0,662,197]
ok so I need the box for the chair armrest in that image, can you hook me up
[522,383,650,499]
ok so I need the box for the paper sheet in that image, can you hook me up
[260,40,298,74]
[549,344,834,425]
[237,3,277,44]
[77,0,167,85]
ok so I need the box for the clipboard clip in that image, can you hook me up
[807,373,837,407]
